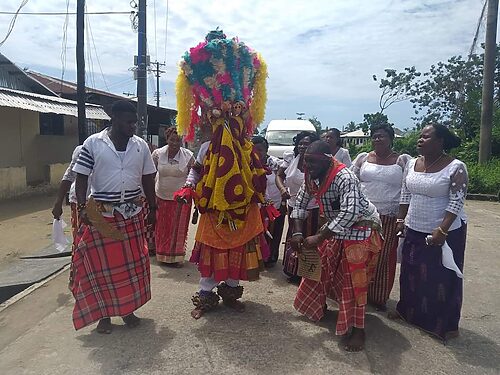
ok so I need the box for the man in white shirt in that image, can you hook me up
[71,100,157,334]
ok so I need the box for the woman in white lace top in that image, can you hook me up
[152,127,195,266]
[391,123,468,342]
[352,123,411,310]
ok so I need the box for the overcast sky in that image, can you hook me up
[0,0,496,130]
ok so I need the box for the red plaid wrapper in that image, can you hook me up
[294,238,366,335]
[71,211,151,330]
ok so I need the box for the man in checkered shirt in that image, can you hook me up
[290,140,383,352]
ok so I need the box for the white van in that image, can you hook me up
[265,120,317,158]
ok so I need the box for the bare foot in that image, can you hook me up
[387,310,402,320]
[344,328,365,352]
[96,318,112,334]
[223,299,245,312]
[191,307,204,320]
[122,313,141,328]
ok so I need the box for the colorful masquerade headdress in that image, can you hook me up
[176,28,267,141]
[175,29,268,229]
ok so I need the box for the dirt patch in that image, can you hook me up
[0,194,71,267]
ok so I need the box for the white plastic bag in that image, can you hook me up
[442,241,464,278]
[52,219,70,253]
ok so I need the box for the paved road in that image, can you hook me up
[0,200,499,375]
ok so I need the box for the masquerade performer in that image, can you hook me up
[291,140,382,352]
[174,29,269,319]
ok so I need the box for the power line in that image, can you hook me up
[86,10,110,91]
[153,0,158,59]
[106,77,137,90]
[163,0,169,64]
[468,0,488,60]
[59,0,70,94]
[0,11,133,16]
[85,9,96,89]
[0,0,29,48]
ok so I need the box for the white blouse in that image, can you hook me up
[283,154,318,210]
[152,146,193,200]
[352,153,411,216]
[264,155,283,209]
[334,147,352,167]
[400,158,468,234]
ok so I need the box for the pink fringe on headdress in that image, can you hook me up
[212,88,223,105]
[189,42,210,64]
[219,72,232,85]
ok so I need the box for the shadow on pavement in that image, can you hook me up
[76,318,175,375]
[151,257,199,286]
[192,301,317,373]
[445,328,500,370]
[259,261,299,288]
[191,300,411,374]
[307,308,412,374]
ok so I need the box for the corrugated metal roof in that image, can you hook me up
[0,53,56,96]
[0,87,110,120]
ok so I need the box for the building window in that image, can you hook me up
[86,119,100,136]
[39,113,64,135]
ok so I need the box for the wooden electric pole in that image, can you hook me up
[136,0,148,139]
[76,0,86,144]
[151,61,165,107]
[479,0,499,164]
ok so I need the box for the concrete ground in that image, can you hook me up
[0,200,499,375]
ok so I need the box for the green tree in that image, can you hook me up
[374,47,500,140]
[360,112,393,133]
[344,121,358,132]
[374,46,500,161]
[308,116,322,134]
[373,67,421,113]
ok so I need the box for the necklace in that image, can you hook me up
[374,150,395,160]
[423,153,444,172]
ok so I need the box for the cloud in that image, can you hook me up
[0,0,493,128]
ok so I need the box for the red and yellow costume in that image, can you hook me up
[175,30,268,308]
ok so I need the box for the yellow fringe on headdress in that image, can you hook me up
[175,70,193,137]
[249,54,268,129]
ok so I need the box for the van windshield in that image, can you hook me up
[266,130,301,146]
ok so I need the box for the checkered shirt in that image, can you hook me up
[291,168,380,240]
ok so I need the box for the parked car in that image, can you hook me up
[265,120,316,158]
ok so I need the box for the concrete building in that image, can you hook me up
[28,71,177,146]
[0,53,109,199]
[341,128,403,147]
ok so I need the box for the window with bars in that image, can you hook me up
[39,113,64,135]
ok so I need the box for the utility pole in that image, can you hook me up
[150,61,166,107]
[136,0,148,139]
[479,0,499,164]
[76,0,86,144]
